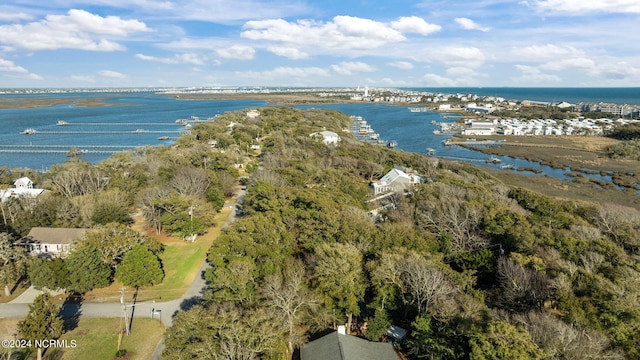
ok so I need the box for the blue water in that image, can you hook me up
[298,103,581,178]
[0,93,266,170]
[0,90,630,189]
[403,87,640,105]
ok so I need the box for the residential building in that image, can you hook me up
[310,130,341,145]
[301,330,398,360]
[371,168,421,195]
[0,177,46,203]
[14,227,89,257]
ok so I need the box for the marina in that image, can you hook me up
[349,115,397,148]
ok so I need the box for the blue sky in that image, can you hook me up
[0,0,639,88]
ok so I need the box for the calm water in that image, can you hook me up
[404,87,640,105]
[0,93,266,170]
[298,103,580,180]
[0,90,632,188]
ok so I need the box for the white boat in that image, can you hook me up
[20,128,37,135]
[426,148,436,155]
[486,157,502,164]
[57,120,69,126]
[433,130,441,135]
[132,129,148,134]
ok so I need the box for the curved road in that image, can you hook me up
[0,188,245,358]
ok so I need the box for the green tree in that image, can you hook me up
[65,246,112,294]
[469,321,544,360]
[27,257,68,291]
[314,242,366,334]
[115,245,163,289]
[17,292,64,360]
[163,303,281,360]
[0,232,27,296]
[79,223,163,268]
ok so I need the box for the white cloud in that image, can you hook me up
[0,58,28,73]
[237,66,330,79]
[423,73,456,86]
[532,0,640,14]
[267,46,309,59]
[99,70,127,79]
[591,61,639,80]
[0,58,41,79]
[331,61,377,76]
[513,64,562,83]
[446,67,481,78]
[431,46,486,68]
[388,61,414,69]
[511,44,585,61]
[390,16,441,35]
[241,15,439,53]
[0,12,33,21]
[216,45,255,60]
[136,53,207,65]
[0,9,151,51]
[540,57,595,71]
[454,18,490,32]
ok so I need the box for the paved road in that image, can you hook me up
[0,188,245,359]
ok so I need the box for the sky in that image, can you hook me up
[0,0,639,88]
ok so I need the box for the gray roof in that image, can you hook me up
[16,227,89,245]
[301,332,397,360]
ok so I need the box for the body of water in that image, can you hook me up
[0,92,266,170]
[404,87,640,105]
[0,90,634,188]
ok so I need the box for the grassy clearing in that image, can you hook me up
[1,317,164,360]
[83,207,231,302]
[485,167,640,210]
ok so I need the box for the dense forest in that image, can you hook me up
[2,107,640,359]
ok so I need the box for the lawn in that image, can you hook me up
[83,207,231,302]
[1,317,164,360]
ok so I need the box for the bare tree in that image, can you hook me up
[497,257,552,312]
[48,163,108,199]
[170,167,209,197]
[261,261,318,360]
[414,183,488,253]
[371,250,457,316]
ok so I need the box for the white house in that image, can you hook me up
[14,227,89,257]
[0,177,46,203]
[246,109,260,118]
[310,131,341,145]
[371,168,422,195]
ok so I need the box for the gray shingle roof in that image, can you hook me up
[301,332,397,360]
[16,227,88,245]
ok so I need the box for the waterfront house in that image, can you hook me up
[300,329,398,360]
[14,227,89,257]
[372,168,422,195]
[310,130,341,146]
